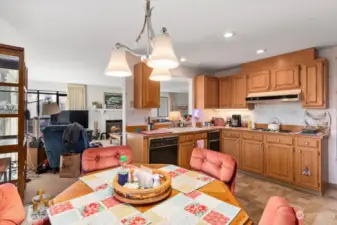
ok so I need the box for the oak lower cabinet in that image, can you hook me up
[264,144,293,182]
[222,137,240,168]
[240,140,264,174]
[294,147,320,190]
[178,141,195,169]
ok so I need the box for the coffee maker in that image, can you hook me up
[231,115,242,127]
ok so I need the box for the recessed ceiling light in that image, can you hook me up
[223,32,234,38]
[180,57,186,62]
[256,49,266,54]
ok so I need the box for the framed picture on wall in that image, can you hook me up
[104,93,122,109]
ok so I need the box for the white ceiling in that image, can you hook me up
[1,0,337,91]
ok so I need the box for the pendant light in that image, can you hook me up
[105,48,132,77]
[149,68,172,81]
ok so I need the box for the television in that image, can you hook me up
[51,110,89,128]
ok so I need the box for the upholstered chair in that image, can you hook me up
[81,146,132,174]
[259,196,304,225]
[190,148,237,194]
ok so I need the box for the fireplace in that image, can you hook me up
[105,120,123,134]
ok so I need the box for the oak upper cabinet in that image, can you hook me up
[232,74,247,108]
[264,143,294,182]
[179,141,195,169]
[194,75,219,109]
[240,140,264,174]
[219,77,232,108]
[247,70,270,93]
[222,137,240,168]
[270,66,300,91]
[133,62,160,108]
[301,59,327,108]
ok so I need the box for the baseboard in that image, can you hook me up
[328,182,337,190]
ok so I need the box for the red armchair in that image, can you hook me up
[82,146,132,174]
[190,148,237,194]
[259,196,304,225]
[0,183,25,225]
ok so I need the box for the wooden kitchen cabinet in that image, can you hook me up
[240,140,264,174]
[222,138,240,167]
[232,74,247,108]
[178,141,195,169]
[294,147,320,190]
[219,77,232,108]
[247,70,270,93]
[264,143,294,182]
[301,59,327,108]
[133,62,160,108]
[271,65,300,91]
[194,75,219,109]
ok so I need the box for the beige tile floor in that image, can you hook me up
[236,172,337,225]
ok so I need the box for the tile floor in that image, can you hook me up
[236,172,337,225]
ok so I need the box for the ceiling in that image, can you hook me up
[1,0,337,91]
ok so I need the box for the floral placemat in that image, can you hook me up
[144,192,241,225]
[159,165,215,194]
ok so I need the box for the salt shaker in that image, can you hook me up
[152,174,160,188]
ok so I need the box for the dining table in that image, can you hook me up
[51,164,253,225]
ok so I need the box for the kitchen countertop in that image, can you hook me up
[126,126,326,139]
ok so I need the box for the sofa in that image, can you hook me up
[82,146,132,174]
[42,125,89,169]
[0,183,25,225]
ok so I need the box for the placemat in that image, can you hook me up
[144,192,241,225]
[159,165,215,194]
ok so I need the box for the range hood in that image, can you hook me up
[246,89,301,104]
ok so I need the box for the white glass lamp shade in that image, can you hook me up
[149,68,172,81]
[41,102,60,115]
[105,48,132,77]
[147,33,179,69]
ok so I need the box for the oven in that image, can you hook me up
[149,136,178,165]
[208,131,220,152]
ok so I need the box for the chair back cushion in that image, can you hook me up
[82,146,132,173]
[0,183,25,225]
[190,148,236,183]
[259,196,303,225]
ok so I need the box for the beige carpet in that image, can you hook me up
[24,172,77,204]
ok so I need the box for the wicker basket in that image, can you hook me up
[113,169,172,205]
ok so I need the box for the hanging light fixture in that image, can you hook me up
[149,68,172,81]
[105,0,179,80]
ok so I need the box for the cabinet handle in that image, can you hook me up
[305,142,308,145]
[299,150,301,153]
[273,85,276,87]
[266,145,269,148]
[260,144,263,147]
[277,139,280,142]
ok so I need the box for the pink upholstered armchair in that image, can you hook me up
[0,183,25,225]
[82,146,132,174]
[259,196,304,225]
[190,148,237,194]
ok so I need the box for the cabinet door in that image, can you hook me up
[219,77,232,108]
[271,66,299,91]
[294,148,319,190]
[264,144,293,182]
[179,141,195,169]
[247,70,270,93]
[232,75,247,108]
[205,77,219,109]
[142,64,160,108]
[222,138,240,167]
[240,140,263,174]
[301,60,326,108]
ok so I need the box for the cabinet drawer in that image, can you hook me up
[265,135,293,145]
[179,134,194,143]
[296,137,319,148]
[223,131,241,139]
[194,132,207,140]
[242,132,263,142]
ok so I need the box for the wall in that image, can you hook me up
[170,92,189,115]
[202,46,337,184]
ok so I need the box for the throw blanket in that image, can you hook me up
[62,122,84,146]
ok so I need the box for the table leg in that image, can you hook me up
[8,158,11,182]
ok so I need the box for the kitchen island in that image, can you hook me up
[126,126,328,195]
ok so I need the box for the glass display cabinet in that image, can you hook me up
[0,44,27,199]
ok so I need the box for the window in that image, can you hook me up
[27,90,67,134]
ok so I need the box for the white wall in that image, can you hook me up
[201,46,337,184]
[28,80,67,92]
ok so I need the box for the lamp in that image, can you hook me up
[41,102,60,115]
[105,48,132,77]
[149,68,172,81]
[168,111,181,121]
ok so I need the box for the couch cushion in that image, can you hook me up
[190,148,235,183]
[82,146,132,173]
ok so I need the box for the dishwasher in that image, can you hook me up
[149,136,178,165]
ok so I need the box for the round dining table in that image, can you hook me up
[51,164,253,225]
